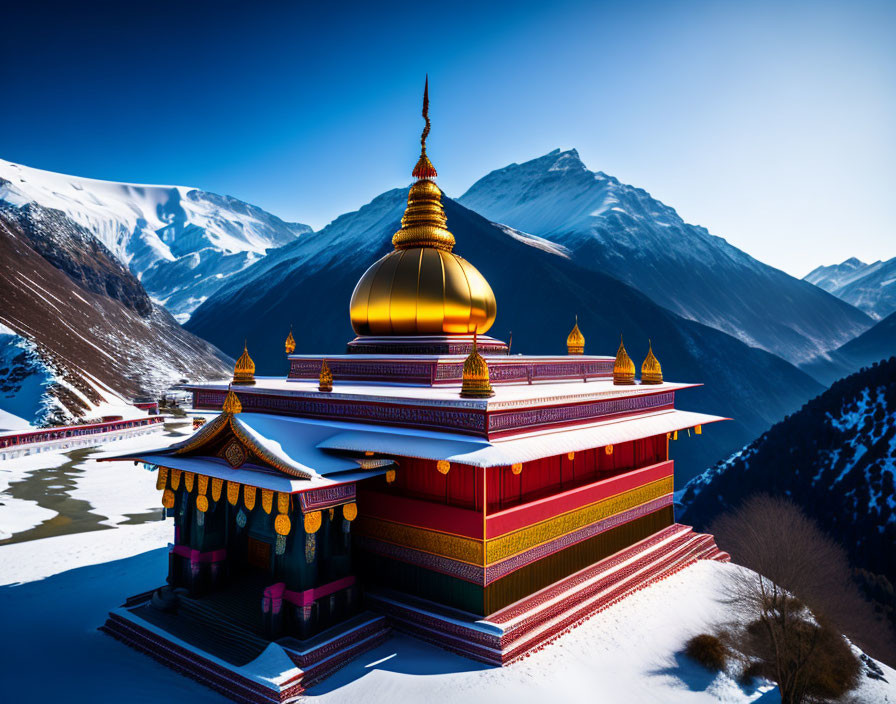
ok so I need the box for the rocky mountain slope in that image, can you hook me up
[0,201,231,425]
[186,188,824,483]
[458,149,872,366]
[678,357,896,629]
[0,159,311,322]
[805,256,896,320]
[801,312,896,386]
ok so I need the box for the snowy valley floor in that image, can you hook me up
[0,430,894,703]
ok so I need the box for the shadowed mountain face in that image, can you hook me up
[0,202,231,423]
[805,257,896,321]
[458,149,872,366]
[801,312,896,386]
[679,357,896,636]
[186,190,823,483]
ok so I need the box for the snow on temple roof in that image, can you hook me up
[317,408,727,467]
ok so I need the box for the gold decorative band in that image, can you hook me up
[354,476,673,566]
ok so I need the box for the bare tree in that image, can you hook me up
[709,494,869,703]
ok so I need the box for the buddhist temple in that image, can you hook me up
[100,80,730,702]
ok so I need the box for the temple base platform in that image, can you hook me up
[101,593,390,703]
[365,523,729,666]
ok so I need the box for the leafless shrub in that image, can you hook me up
[684,633,729,671]
[709,494,867,703]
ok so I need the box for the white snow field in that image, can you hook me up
[1,427,894,703]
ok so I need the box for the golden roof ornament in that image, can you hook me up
[349,78,496,336]
[613,335,635,385]
[641,340,663,384]
[232,342,256,386]
[285,327,296,355]
[222,387,242,415]
[318,359,333,392]
[460,333,494,398]
[567,315,585,355]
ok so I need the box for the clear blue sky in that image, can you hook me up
[1,0,893,277]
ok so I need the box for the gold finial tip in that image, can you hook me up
[222,389,242,414]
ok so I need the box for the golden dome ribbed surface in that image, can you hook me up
[613,336,635,385]
[641,341,663,384]
[566,317,585,355]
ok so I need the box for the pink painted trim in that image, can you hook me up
[486,460,674,538]
[265,576,357,609]
[170,546,227,563]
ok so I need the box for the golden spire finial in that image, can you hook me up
[641,339,663,384]
[461,332,494,398]
[318,359,333,393]
[222,385,242,414]
[412,75,437,180]
[567,315,585,355]
[613,334,635,385]
[392,78,455,252]
[285,326,296,355]
[232,341,256,386]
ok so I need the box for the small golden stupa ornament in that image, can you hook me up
[640,340,663,384]
[613,335,636,385]
[566,315,585,355]
[461,333,494,398]
[232,342,256,386]
[284,327,296,355]
[318,359,333,393]
[222,387,242,415]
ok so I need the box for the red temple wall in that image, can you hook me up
[388,435,668,514]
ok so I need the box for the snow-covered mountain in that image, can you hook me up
[186,188,824,482]
[0,159,311,321]
[0,201,231,425]
[678,357,896,645]
[458,149,872,366]
[805,256,896,320]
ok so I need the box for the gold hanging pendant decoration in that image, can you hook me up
[211,477,223,502]
[156,466,169,491]
[171,469,182,490]
[605,444,614,456]
[304,511,322,534]
[511,463,523,475]
[244,485,257,511]
[343,502,358,522]
[197,474,209,496]
[567,452,575,461]
[436,460,450,475]
[184,472,195,493]
[162,489,175,509]
[227,481,240,506]
[386,469,396,484]
[695,425,702,435]
[196,495,209,513]
[278,492,289,514]
[261,489,274,514]
[275,514,291,536]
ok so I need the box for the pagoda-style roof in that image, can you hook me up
[101,411,393,493]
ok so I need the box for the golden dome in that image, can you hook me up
[641,340,663,384]
[349,78,497,337]
[613,336,635,385]
[285,328,296,355]
[318,359,333,392]
[222,388,242,414]
[567,316,585,355]
[461,334,494,398]
[232,343,255,386]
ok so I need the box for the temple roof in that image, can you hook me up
[315,408,727,467]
